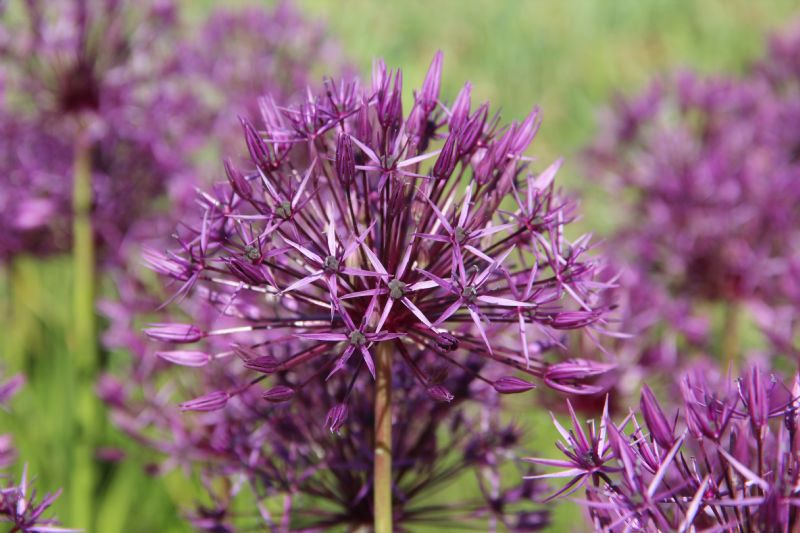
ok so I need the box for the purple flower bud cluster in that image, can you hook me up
[146,52,613,413]
[0,373,74,532]
[101,354,549,531]
[0,0,345,263]
[587,23,800,321]
[530,364,800,532]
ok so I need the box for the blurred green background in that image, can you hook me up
[3,0,799,531]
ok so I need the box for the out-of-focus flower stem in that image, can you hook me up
[722,303,740,372]
[71,129,98,530]
[374,342,393,533]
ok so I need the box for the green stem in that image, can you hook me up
[374,343,393,533]
[722,303,740,373]
[71,130,98,530]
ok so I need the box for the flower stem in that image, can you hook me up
[722,303,740,373]
[71,130,98,530]
[374,343,393,533]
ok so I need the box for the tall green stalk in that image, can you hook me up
[722,302,740,373]
[71,130,98,530]
[374,343,393,533]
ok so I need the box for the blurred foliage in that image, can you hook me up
[299,0,799,235]
[2,0,799,531]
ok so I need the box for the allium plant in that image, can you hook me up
[0,373,75,532]
[101,314,549,532]
[529,364,800,532]
[146,52,613,404]
[0,0,188,261]
[145,52,612,530]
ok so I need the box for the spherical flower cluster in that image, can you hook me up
[0,0,345,263]
[530,364,800,532]
[145,52,613,413]
[587,25,800,312]
[0,0,185,261]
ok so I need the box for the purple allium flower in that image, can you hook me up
[0,0,346,263]
[0,0,186,261]
[146,52,613,412]
[0,373,74,532]
[590,68,800,304]
[102,356,549,531]
[0,466,76,533]
[586,24,800,348]
[531,363,800,532]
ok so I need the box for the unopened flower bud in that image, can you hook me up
[262,385,295,403]
[224,158,252,199]
[144,323,204,344]
[494,376,536,394]
[426,384,454,403]
[156,350,210,367]
[240,116,272,171]
[325,403,349,433]
[336,133,356,185]
[180,391,229,412]
[433,132,458,179]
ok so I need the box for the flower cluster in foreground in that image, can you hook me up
[530,364,800,531]
[144,52,614,413]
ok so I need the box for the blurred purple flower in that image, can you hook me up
[0,0,347,263]
[576,23,800,409]
[591,67,800,304]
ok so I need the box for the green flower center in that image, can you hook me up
[454,226,468,244]
[388,279,407,300]
[349,330,367,346]
[324,255,340,273]
[461,285,478,303]
[244,245,260,261]
[275,200,292,219]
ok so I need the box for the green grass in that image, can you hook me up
[3,1,799,531]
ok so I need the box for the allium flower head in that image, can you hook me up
[0,0,184,260]
[148,53,613,412]
[587,23,800,322]
[532,363,800,532]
